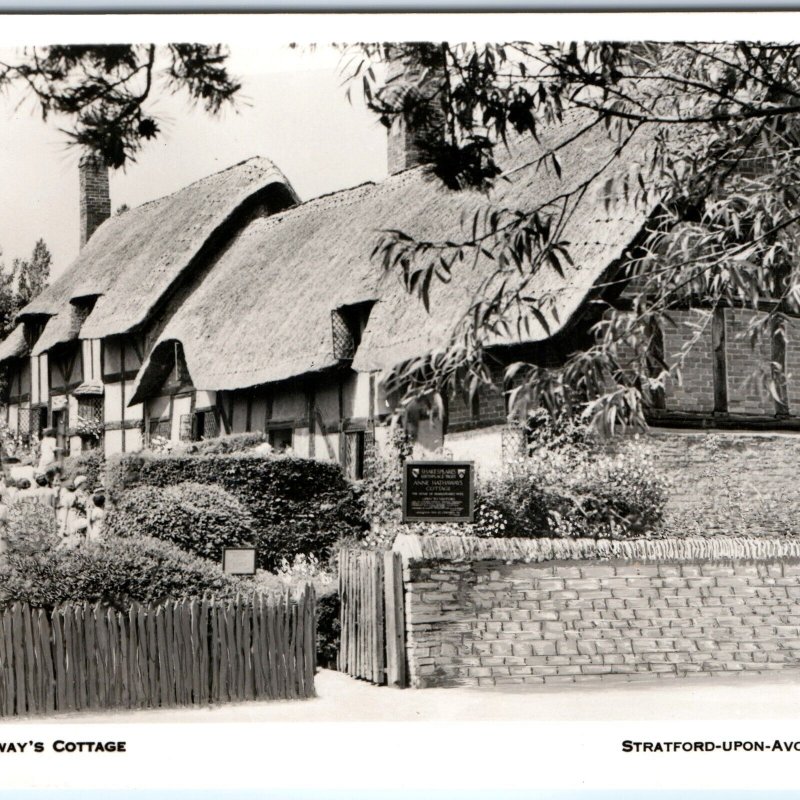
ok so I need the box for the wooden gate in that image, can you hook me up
[337,549,406,687]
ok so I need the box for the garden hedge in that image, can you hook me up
[61,449,105,491]
[0,535,249,609]
[105,481,256,562]
[106,452,367,569]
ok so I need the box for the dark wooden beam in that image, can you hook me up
[772,314,789,417]
[307,387,316,458]
[712,307,728,414]
[647,409,800,431]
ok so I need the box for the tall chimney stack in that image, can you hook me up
[79,153,111,247]
[385,44,446,176]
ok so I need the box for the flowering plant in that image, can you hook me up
[147,435,173,454]
[0,419,35,461]
[75,416,104,440]
[474,434,670,539]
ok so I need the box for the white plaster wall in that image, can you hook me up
[272,388,306,421]
[195,390,216,409]
[292,427,311,458]
[30,356,40,405]
[145,394,170,421]
[250,397,268,431]
[171,395,193,441]
[444,425,505,477]
[125,427,143,453]
[105,382,124,423]
[231,396,250,433]
[413,417,445,456]
[313,430,338,462]
[91,339,102,381]
[346,371,372,419]
[314,382,339,423]
[104,340,122,374]
[104,429,123,455]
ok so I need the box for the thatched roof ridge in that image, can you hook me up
[137,110,660,392]
[392,533,800,565]
[0,325,27,363]
[19,156,298,357]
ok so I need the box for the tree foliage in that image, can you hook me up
[1,44,240,168]
[14,238,51,308]
[0,238,51,337]
[346,41,800,432]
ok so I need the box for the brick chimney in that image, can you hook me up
[385,45,446,175]
[79,153,111,247]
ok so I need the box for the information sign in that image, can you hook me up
[402,460,475,523]
[222,547,257,575]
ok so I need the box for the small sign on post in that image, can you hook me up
[222,547,257,575]
[402,460,475,523]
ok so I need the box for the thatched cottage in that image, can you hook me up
[0,154,297,456]
[2,105,800,475]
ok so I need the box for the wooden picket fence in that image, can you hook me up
[338,549,406,687]
[0,587,316,717]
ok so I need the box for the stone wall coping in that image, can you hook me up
[392,533,800,567]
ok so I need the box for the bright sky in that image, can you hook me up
[0,44,388,278]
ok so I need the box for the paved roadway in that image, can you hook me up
[10,667,800,723]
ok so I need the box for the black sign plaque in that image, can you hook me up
[402,460,475,523]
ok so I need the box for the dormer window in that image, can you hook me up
[331,301,375,360]
[19,313,49,350]
[70,293,100,325]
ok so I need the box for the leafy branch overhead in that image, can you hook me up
[0,44,240,168]
[346,41,800,432]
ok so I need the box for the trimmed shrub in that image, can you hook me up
[107,452,367,570]
[0,535,249,609]
[104,481,255,562]
[62,450,105,490]
[5,498,59,556]
[474,440,669,539]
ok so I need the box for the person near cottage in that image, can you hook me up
[0,476,13,505]
[0,499,8,556]
[68,475,90,541]
[87,492,105,542]
[37,427,58,474]
[57,480,76,540]
[32,473,55,508]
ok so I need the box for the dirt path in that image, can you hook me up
[9,667,800,724]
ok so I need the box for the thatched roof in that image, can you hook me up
[0,325,27,363]
[135,110,659,393]
[18,157,298,361]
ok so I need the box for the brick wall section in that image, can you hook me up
[784,317,800,413]
[661,309,715,413]
[79,154,111,247]
[724,308,774,415]
[612,430,800,537]
[448,363,507,432]
[404,557,800,688]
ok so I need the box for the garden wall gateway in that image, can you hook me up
[392,535,800,688]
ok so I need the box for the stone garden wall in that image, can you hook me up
[395,535,800,688]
